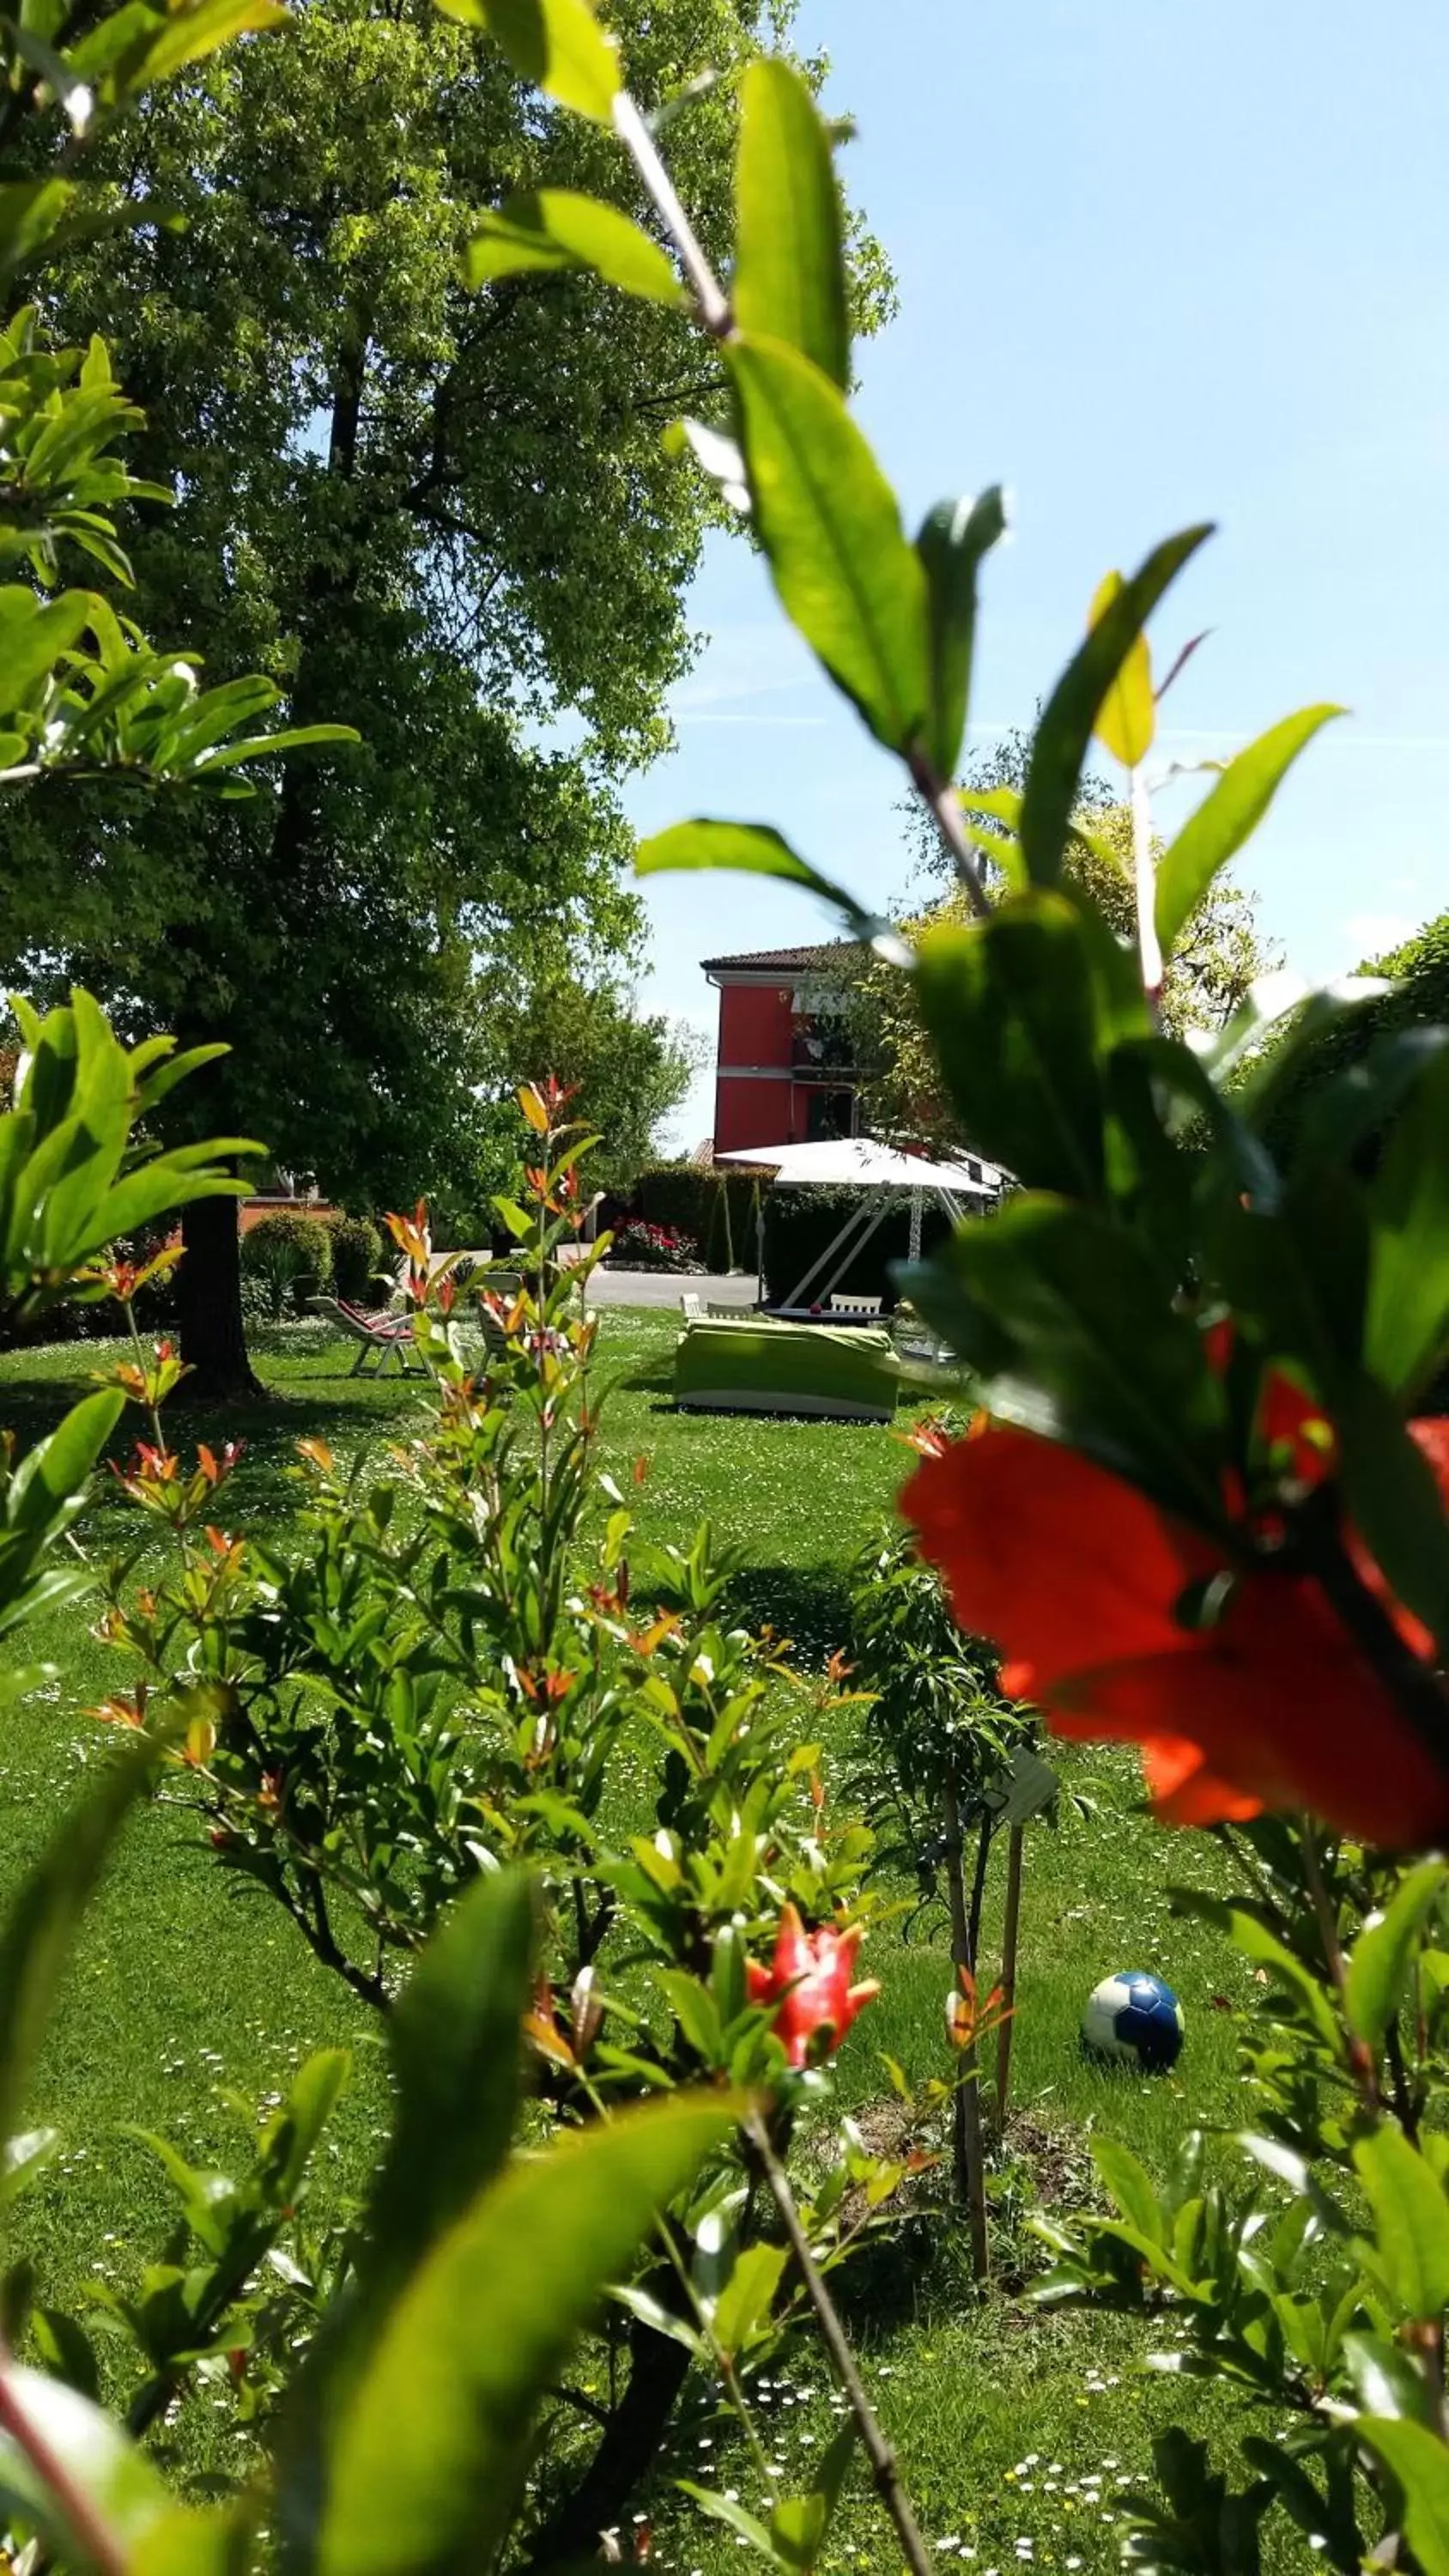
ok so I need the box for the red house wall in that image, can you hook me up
[712,980,796,1153]
[718,981,793,1065]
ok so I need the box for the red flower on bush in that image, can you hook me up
[902,1410,1449,1847]
[747,1903,880,2068]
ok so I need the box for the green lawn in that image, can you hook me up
[0,1313,1263,2570]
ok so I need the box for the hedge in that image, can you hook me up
[629,1163,760,1272]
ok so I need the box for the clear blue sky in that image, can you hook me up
[629,0,1449,1149]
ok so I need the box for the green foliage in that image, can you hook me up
[729,332,930,756]
[637,817,901,951]
[848,738,1280,1157]
[1252,906,1449,1175]
[238,1214,332,1322]
[0,50,356,797]
[464,187,684,303]
[0,987,253,1676]
[323,1216,381,1305]
[1153,708,1343,962]
[733,58,850,391]
[88,1111,909,2559]
[1034,1826,1449,2576]
[848,1524,1040,1857]
[0,0,890,1385]
[0,991,252,1316]
[479,965,700,1194]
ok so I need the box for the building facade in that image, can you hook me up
[702,943,863,1155]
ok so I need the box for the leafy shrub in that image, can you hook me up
[325,1212,382,1301]
[96,1095,903,2562]
[239,1212,332,1320]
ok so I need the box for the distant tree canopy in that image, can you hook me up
[477,969,703,1200]
[852,728,1280,1150]
[1252,907,1449,1170]
[0,0,890,1389]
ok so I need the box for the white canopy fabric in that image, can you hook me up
[715,1137,1001,1197]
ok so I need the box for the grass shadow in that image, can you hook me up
[723,1560,854,1666]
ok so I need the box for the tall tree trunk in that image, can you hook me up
[177,1194,266,1401]
[172,332,369,1404]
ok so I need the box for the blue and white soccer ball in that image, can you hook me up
[1082,1970,1185,2073]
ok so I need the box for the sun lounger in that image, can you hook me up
[311,1295,422,1376]
[674,1318,899,1422]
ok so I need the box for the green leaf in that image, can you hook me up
[635,818,908,959]
[130,2500,258,2576]
[433,0,620,120]
[1155,706,1343,958]
[733,58,849,391]
[31,2306,100,2401]
[1017,527,1213,886]
[1345,1862,1449,2052]
[712,2240,788,2355]
[1354,2126,1449,2320]
[118,0,286,88]
[0,2364,169,2567]
[918,1194,1225,1519]
[1088,571,1155,769]
[190,722,358,775]
[464,189,682,303]
[1090,2140,1163,2245]
[677,2482,775,2559]
[1343,2331,1440,2428]
[728,331,931,754]
[915,489,1007,781]
[0,2127,58,2209]
[912,900,1106,1198]
[0,586,93,712]
[3,1388,123,1543]
[265,2048,350,2208]
[1364,1042,1449,1400]
[1357,2417,1449,2576]
[1228,1912,1344,2058]
[0,1729,166,2167]
[769,2417,858,2571]
[318,2094,737,2576]
[364,1873,535,2306]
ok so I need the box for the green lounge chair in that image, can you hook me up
[674,1317,899,1423]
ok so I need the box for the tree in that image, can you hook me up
[852,726,1279,1148]
[479,968,701,1200]
[1252,904,1449,1171]
[0,0,890,1394]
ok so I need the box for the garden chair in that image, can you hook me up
[310,1294,422,1377]
[828,1292,882,1317]
[681,1291,703,1323]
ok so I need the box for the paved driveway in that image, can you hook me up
[586,1268,758,1310]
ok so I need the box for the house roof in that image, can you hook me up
[700,941,854,975]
